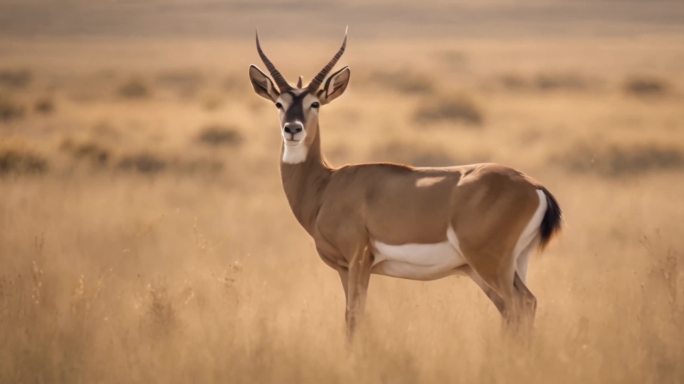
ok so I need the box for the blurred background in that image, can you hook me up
[1,1,683,383]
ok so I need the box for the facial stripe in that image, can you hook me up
[286,94,305,123]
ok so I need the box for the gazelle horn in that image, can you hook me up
[255,31,292,92]
[308,27,348,92]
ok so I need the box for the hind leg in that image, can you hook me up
[513,240,538,334]
[466,256,536,337]
[464,255,518,326]
[465,266,505,315]
[513,271,537,332]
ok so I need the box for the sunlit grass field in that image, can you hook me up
[1,15,683,383]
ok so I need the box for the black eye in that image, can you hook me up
[275,102,283,109]
[311,102,320,109]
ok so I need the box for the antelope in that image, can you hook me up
[248,30,562,339]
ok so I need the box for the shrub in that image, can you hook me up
[534,73,588,91]
[0,94,25,121]
[196,124,243,147]
[414,94,484,126]
[117,153,166,174]
[0,69,32,89]
[624,76,668,96]
[34,97,55,114]
[498,72,590,92]
[498,74,528,91]
[60,139,109,166]
[0,147,48,174]
[117,79,151,99]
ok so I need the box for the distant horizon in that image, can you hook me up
[1,0,683,39]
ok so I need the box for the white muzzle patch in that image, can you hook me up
[282,139,308,164]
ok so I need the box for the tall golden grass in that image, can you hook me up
[1,33,683,383]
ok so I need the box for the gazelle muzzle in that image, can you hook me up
[283,121,305,142]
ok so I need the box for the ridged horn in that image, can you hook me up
[255,30,291,92]
[307,27,348,92]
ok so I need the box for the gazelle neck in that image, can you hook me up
[280,127,332,235]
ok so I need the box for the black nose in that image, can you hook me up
[284,124,303,134]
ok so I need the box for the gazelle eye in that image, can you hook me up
[311,102,320,109]
[275,102,283,109]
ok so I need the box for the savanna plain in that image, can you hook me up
[1,1,683,382]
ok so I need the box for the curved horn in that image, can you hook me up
[308,27,348,92]
[255,31,291,92]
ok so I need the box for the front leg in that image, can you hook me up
[344,244,373,341]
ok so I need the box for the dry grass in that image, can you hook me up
[555,142,684,176]
[1,5,684,382]
[372,140,459,166]
[498,72,592,92]
[368,69,435,94]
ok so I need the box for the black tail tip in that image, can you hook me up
[538,187,562,250]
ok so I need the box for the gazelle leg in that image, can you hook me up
[345,244,372,341]
[338,268,349,300]
[511,241,538,335]
[486,270,536,337]
[465,258,521,332]
[513,271,537,332]
[465,266,506,314]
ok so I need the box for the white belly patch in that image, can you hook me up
[371,226,467,280]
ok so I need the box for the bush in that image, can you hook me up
[414,94,484,126]
[534,73,588,91]
[624,76,668,96]
[498,72,590,92]
[117,79,151,99]
[0,94,25,121]
[196,124,243,147]
[60,139,109,166]
[34,97,55,114]
[117,153,166,174]
[0,147,48,174]
[0,69,32,89]
[498,74,528,91]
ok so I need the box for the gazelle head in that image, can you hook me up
[249,29,351,164]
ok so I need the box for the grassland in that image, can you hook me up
[1,3,684,381]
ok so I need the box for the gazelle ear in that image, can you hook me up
[249,65,279,101]
[317,66,350,105]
